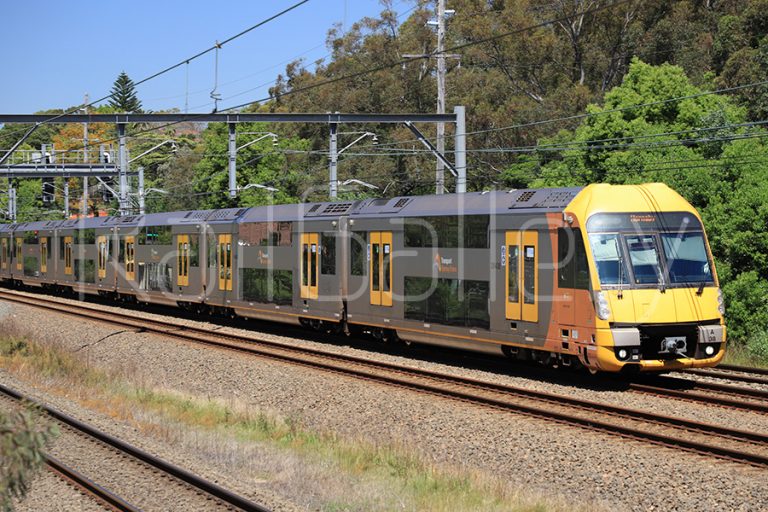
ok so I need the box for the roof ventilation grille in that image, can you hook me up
[393,198,410,208]
[322,203,352,214]
[307,204,321,213]
[517,191,535,202]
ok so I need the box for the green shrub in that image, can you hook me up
[748,330,768,363]
[722,271,768,344]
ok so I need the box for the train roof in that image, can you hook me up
[0,184,695,229]
[347,187,584,218]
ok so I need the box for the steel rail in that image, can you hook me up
[1,290,767,469]
[628,381,768,414]
[0,381,271,512]
[45,455,140,512]
[717,364,768,376]
[684,368,768,386]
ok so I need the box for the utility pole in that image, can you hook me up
[402,2,458,194]
[138,167,145,215]
[63,179,69,218]
[117,123,128,215]
[436,0,446,195]
[82,94,89,218]
[8,181,16,222]
[329,123,338,199]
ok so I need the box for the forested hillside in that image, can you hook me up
[0,0,766,354]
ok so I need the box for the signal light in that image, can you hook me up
[42,178,54,204]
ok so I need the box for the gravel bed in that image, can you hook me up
[13,290,765,435]
[667,370,768,393]
[2,294,768,511]
[48,424,235,512]
[13,466,108,512]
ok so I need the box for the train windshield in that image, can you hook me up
[586,212,714,287]
[660,232,714,284]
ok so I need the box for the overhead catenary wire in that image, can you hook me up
[0,0,665,163]
[0,0,313,144]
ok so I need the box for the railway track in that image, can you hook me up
[0,381,270,512]
[682,366,768,386]
[2,289,768,470]
[44,455,139,512]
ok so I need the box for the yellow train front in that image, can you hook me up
[568,183,725,373]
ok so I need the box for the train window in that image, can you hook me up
[302,243,309,287]
[558,229,590,290]
[464,216,490,248]
[141,262,173,291]
[404,215,489,248]
[382,243,391,292]
[74,259,96,283]
[75,229,96,245]
[321,233,336,275]
[660,233,714,284]
[139,226,167,245]
[350,232,367,276]
[118,239,125,263]
[404,276,431,321]
[508,246,519,303]
[23,256,38,277]
[588,234,627,285]
[310,243,317,286]
[239,222,292,247]
[189,235,200,267]
[626,235,662,285]
[465,280,490,328]
[404,277,490,329]
[24,232,39,244]
[209,237,217,268]
[371,243,380,291]
[523,246,536,304]
[404,221,428,247]
[241,269,293,305]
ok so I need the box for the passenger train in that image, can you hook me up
[0,183,725,373]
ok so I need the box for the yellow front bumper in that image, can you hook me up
[593,344,725,372]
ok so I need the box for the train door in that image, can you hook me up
[300,233,319,299]
[40,238,48,274]
[1,238,8,270]
[15,237,22,271]
[217,234,232,291]
[97,236,108,279]
[505,232,521,321]
[505,231,538,323]
[369,231,393,307]
[124,236,135,281]
[177,234,189,287]
[64,236,73,275]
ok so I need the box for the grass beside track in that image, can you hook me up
[722,342,768,369]
[0,328,583,512]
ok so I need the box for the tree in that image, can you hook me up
[531,58,768,345]
[0,404,59,511]
[107,72,143,113]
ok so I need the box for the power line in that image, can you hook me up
[0,0,312,144]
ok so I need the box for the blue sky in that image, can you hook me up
[0,0,415,114]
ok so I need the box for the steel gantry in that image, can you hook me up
[0,110,467,216]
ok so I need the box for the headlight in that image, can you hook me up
[596,291,611,321]
[717,288,725,315]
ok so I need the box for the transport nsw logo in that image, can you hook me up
[433,252,458,273]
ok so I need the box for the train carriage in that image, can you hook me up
[0,183,726,374]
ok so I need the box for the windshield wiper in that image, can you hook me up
[696,280,706,296]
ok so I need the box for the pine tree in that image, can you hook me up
[107,72,143,112]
